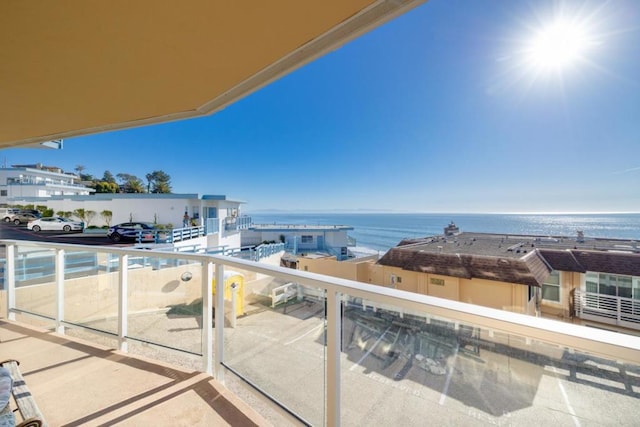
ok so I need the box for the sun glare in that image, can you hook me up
[527,19,589,70]
[497,4,609,92]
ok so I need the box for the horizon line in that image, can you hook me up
[245,209,640,215]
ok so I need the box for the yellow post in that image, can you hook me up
[212,270,245,316]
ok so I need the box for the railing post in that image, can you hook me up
[214,262,225,382]
[202,261,214,374]
[617,297,622,325]
[326,290,341,427]
[118,254,128,352]
[6,243,15,321]
[55,248,65,334]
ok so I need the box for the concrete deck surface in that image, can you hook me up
[0,320,270,426]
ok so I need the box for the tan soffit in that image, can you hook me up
[0,0,426,148]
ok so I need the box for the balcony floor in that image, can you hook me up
[0,320,270,426]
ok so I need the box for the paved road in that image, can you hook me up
[0,222,128,260]
[0,221,119,245]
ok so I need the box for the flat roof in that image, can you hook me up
[396,232,640,259]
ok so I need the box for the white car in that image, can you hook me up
[27,217,84,233]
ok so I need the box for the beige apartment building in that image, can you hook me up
[297,225,640,335]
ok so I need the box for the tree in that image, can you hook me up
[73,209,96,226]
[57,211,73,218]
[73,208,85,222]
[35,205,48,215]
[102,170,116,183]
[100,210,113,227]
[116,173,145,193]
[146,170,172,193]
[153,180,172,194]
[85,210,96,227]
[145,173,153,193]
[94,181,118,193]
[74,165,85,175]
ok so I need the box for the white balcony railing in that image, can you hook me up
[224,215,251,231]
[2,239,640,426]
[574,289,640,330]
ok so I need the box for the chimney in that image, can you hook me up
[444,221,459,236]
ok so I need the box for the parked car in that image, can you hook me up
[1,208,20,222]
[10,212,41,225]
[27,217,84,233]
[107,222,157,242]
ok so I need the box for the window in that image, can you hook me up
[585,272,638,299]
[0,190,6,196]
[542,271,560,303]
[301,235,313,243]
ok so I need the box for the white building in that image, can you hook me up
[9,192,249,251]
[242,223,354,260]
[0,163,94,205]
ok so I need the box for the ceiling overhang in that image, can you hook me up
[0,0,426,148]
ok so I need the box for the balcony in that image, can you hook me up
[0,321,270,426]
[224,216,252,231]
[574,289,640,330]
[2,239,640,426]
[6,177,85,188]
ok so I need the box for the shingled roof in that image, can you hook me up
[378,246,550,287]
[378,231,640,287]
[540,249,640,277]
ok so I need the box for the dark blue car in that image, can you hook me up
[107,222,157,242]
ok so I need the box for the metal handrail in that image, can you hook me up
[3,238,640,424]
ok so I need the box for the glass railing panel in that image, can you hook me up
[224,276,326,426]
[340,296,640,426]
[63,250,119,334]
[125,255,204,354]
[14,246,57,320]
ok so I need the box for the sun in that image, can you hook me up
[494,2,611,94]
[525,18,591,72]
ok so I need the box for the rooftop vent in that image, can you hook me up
[444,221,459,236]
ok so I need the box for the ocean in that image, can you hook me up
[248,212,640,254]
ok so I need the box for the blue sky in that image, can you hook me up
[4,0,639,213]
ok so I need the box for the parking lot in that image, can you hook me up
[0,221,130,260]
[1,219,117,244]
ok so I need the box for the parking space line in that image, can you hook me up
[549,366,581,427]
[284,322,324,346]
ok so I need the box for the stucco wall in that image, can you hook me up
[34,197,196,227]
[297,256,531,315]
[459,278,529,314]
[9,195,242,229]
[422,274,460,301]
[298,256,359,281]
[540,271,580,321]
